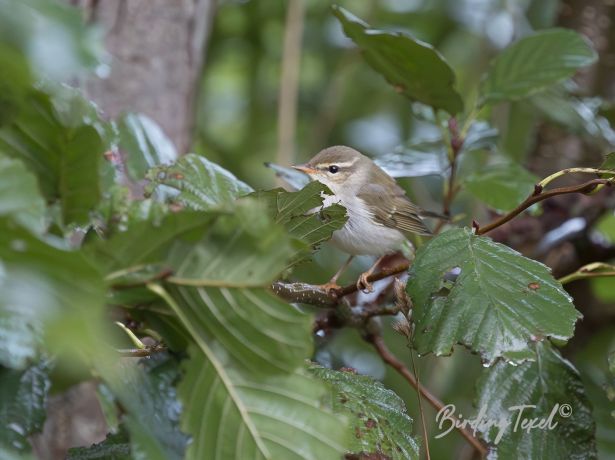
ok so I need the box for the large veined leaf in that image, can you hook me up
[102,354,189,460]
[0,90,105,226]
[0,361,50,453]
[481,29,597,104]
[117,113,178,182]
[333,6,463,115]
[477,342,596,459]
[146,153,253,211]
[0,154,45,233]
[407,228,581,364]
[85,212,215,274]
[0,220,109,369]
[464,163,538,213]
[173,343,350,459]
[309,365,419,460]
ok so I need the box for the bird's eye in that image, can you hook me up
[328,165,339,174]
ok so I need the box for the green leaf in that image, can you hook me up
[250,181,347,252]
[117,113,178,182]
[0,154,46,233]
[0,90,105,226]
[178,345,349,460]
[67,429,131,460]
[146,153,253,211]
[477,342,597,459]
[464,163,538,212]
[0,46,32,127]
[0,219,111,369]
[600,152,615,174]
[103,354,189,460]
[333,6,463,115]
[481,29,597,104]
[85,211,214,274]
[407,227,581,364]
[0,0,103,81]
[309,365,419,460]
[461,121,500,153]
[0,361,50,452]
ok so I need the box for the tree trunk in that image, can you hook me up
[82,0,216,153]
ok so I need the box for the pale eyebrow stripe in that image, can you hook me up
[317,159,358,168]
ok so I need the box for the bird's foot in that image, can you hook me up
[357,272,374,293]
[318,282,342,295]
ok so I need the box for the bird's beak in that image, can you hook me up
[291,164,317,174]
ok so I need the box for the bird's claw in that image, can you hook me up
[357,273,374,293]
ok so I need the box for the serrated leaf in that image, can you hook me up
[0,154,45,233]
[407,227,581,364]
[309,365,419,460]
[464,163,538,212]
[333,6,463,115]
[117,113,178,182]
[67,428,131,460]
[146,153,253,211]
[481,29,597,104]
[0,90,105,226]
[477,342,596,459]
[0,360,50,452]
[0,220,108,369]
[250,181,347,251]
[178,345,349,460]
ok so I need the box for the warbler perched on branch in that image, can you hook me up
[293,145,441,292]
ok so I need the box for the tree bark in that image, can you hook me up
[82,0,216,153]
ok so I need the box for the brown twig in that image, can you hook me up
[476,178,614,235]
[271,262,410,306]
[116,344,167,357]
[366,334,488,458]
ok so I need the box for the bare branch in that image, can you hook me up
[476,178,614,235]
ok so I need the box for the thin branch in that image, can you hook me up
[271,262,410,306]
[366,334,488,458]
[476,178,614,235]
[116,344,167,357]
[558,262,615,285]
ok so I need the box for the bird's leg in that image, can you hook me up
[357,255,386,293]
[319,255,354,293]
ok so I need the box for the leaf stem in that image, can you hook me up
[366,333,488,458]
[558,262,615,285]
[476,177,615,235]
[115,321,146,349]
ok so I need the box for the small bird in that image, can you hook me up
[292,145,437,292]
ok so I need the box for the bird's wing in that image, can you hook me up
[357,171,432,236]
